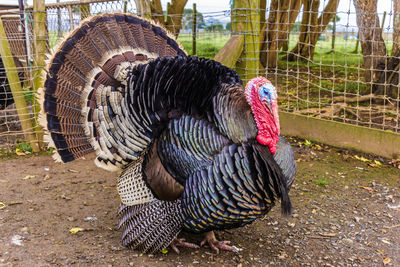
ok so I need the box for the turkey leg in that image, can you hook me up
[200,231,238,253]
[170,238,199,254]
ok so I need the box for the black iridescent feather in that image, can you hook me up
[42,13,296,253]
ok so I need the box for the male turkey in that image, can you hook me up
[40,13,296,253]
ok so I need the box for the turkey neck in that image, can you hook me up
[124,56,258,141]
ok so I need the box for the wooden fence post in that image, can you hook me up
[57,0,62,39]
[0,18,40,152]
[330,15,336,53]
[214,35,244,68]
[192,3,197,56]
[381,11,386,30]
[353,31,359,53]
[68,5,74,30]
[32,0,47,150]
[124,0,128,13]
[231,0,260,83]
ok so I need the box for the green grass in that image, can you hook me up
[272,33,383,103]
[315,177,328,186]
[178,32,230,59]
[48,31,230,59]
[48,31,63,50]
[47,29,382,100]
[15,141,33,154]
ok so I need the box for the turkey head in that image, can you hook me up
[245,77,280,154]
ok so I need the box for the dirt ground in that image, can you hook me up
[0,138,399,267]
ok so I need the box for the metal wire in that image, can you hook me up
[0,0,399,151]
[248,0,400,133]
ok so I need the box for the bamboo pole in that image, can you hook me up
[0,18,40,152]
[231,0,260,83]
[192,3,197,56]
[32,0,46,150]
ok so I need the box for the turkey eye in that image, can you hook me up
[259,87,271,102]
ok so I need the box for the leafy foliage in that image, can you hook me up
[181,8,205,30]
[205,23,224,32]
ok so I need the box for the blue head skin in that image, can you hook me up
[258,83,277,109]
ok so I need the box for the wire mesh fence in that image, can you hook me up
[0,1,231,151]
[0,0,399,152]
[252,0,400,134]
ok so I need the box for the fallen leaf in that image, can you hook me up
[160,249,168,254]
[383,257,391,265]
[304,140,312,147]
[102,185,116,189]
[369,159,383,168]
[314,144,322,150]
[22,175,36,180]
[312,209,317,214]
[368,163,381,168]
[0,201,6,210]
[15,148,26,156]
[69,227,85,234]
[380,229,387,233]
[376,249,384,254]
[354,155,370,162]
[358,186,376,192]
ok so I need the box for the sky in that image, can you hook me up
[1,0,396,32]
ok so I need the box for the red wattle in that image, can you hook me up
[256,134,268,146]
[247,77,279,155]
[257,134,277,154]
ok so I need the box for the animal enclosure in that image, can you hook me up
[0,0,399,158]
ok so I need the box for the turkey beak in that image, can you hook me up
[264,100,272,113]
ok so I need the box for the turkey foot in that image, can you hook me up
[200,231,238,253]
[170,238,199,254]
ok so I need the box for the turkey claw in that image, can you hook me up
[170,238,199,254]
[200,231,238,253]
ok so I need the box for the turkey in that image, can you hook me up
[39,13,296,254]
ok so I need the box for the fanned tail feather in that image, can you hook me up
[40,13,186,170]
